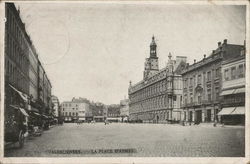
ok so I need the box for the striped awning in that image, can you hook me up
[10,105,29,117]
[231,107,245,115]
[9,84,28,102]
[217,107,235,115]
[217,107,245,115]
[220,89,235,96]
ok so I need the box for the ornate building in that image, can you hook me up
[218,44,245,125]
[128,36,187,123]
[181,39,245,124]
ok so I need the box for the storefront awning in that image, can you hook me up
[220,89,235,96]
[10,105,29,117]
[231,107,245,115]
[9,84,28,102]
[79,117,85,120]
[217,107,236,115]
[234,88,245,94]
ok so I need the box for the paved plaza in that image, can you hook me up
[4,123,245,157]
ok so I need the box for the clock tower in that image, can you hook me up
[144,36,159,79]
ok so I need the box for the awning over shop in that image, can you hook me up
[9,84,28,102]
[220,89,235,96]
[217,107,235,115]
[10,105,29,117]
[107,117,119,121]
[231,107,245,115]
[79,117,85,120]
[234,88,245,94]
[94,116,104,118]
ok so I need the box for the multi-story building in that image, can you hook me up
[5,3,30,109]
[106,104,121,122]
[91,102,105,122]
[181,39,244,124]
[51,95,60,118]
[4,3,53,133]
[120,99,129,122]
[218,45,245,125]
[5,3,52,114]
[61,97,91,122]
[128,36,187,123]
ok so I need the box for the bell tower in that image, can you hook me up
[150,36,157,58]
[144,36,159,79]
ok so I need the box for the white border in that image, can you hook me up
[0,1,249,164]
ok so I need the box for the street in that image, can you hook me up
[4,123,244,157]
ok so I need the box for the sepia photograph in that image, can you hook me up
[0,0,249,163]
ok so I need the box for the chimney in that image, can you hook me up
[194,59,196,64]
[223,39,227,45]
[204,54,206,58]
[218,42,221,47]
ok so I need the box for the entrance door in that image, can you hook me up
[195,110,202,123]
[189,111,193,122]
[207,109,211,122]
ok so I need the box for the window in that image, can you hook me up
[215,88,220,100]
[189,78,193,86]
[238,64,244,78]
[65,112,67,116]
[173,95,177,101]
[69,112,71,116]
[72,112,75,116]
[208,93,211,102]
[224,69,229,81]
[215,68,220,78]
[231,67,236,79]
[197,74,201,84]
[193,75,196,86]
[198,95,202,104]
[207,71,211,81]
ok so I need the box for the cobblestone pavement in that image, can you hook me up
[4,123,245,157]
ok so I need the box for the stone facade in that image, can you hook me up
[61,97,91,122]
[181,39,244,124]
[4,3,52,117]
[128,36,187,123]
[218,46,245,125]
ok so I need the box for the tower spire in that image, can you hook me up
[150,35,157,58]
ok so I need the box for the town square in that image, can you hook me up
[1,1,248,161]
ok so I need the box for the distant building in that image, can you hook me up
[120,99,129,122]
[181,39,245,124]
[51,95,60,117]
[91,102,105,122]
[61,97,91,122]
[218,45,245,125]
[128,36,187,123]
[107,104,121,122]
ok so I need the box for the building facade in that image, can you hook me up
[128,36,187,123]
[61,97,91,122]
[218,46,245,125]
[120,99,129,122]
[4,3,53,129]
[106,104,121,122]
[181,39,244,124]
[51,95,60,118]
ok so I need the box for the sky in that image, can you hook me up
[15,2,246,104]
